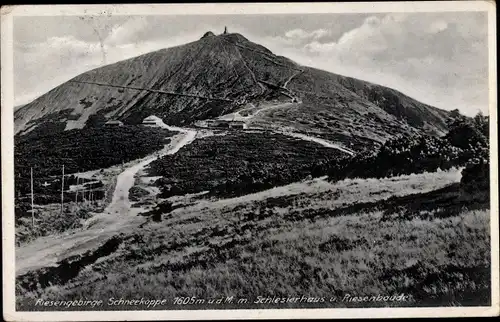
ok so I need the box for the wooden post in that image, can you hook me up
[75,176,79,203]
[61,165,65,214]
[30,167,34,228]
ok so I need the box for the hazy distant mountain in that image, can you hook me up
[14,31,450,149]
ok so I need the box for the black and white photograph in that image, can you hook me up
[1,2,498,320]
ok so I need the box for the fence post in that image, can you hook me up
[31,167,34,228]
[61,165,65,215]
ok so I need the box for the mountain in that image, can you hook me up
[14,31,451,150]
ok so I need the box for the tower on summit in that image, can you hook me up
[224,26,228,34]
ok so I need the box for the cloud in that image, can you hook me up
[284,28,329,40]
[105,16,152,46]
[428,20,448,33]
[14,25,211,105]
[289,12,489,116]
[13,13,489,116]
[304,15,402,59]
[284,29,309,39]
[14,36,104,105]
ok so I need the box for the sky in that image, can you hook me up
[14,12,490,116]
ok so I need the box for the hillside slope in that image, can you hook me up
[253,67,450,150]
[15,32,450,150]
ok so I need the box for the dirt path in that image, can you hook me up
[16,115,344,276]
[217,101,354,155]
[217,102,297,122]
[168,168,463,224]
[69,80,232,102]
[277,131,355,156]
[15,127,197,276]
[105,125,196,215]
[283,69,303,89]
[250,102,297,119]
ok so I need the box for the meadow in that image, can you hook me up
[14,110,491,309]
[15,168,490,309]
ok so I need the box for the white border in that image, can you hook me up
[0,2,495,15]
[1,2,498,320]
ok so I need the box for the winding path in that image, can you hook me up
[15,126,197,276]
[278,131,355,156]
[283,69,303,89]
[69,80,233,102]
[217,101,354,156]
[16,114,350,277]
[105,125,196,215]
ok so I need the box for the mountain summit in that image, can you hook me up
[15,32,450,150]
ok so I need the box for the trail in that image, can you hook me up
[216,101,355,156]
[217,102,297,122]
[278,131,355,156]
[17,103,345,276]
[245,102,296,119]
[283,69,303,89]
[105,124,196,215]
[177,167,463,215]
[69,80,232,102]
[15,125,197,276]
[219,37,303,72]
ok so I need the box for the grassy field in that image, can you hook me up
[16,203,95,246]
[15,169,490,309]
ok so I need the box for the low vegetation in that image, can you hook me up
[14,126,176,243]
[15,126,174,192]
[16,203,94,246]
[328,110,490,187]
[14,108,491,309]
[14,125,174,203]
[15,169,490,308]
[147,131,348,199]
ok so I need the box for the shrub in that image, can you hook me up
[461,158,490,196]
[445,109,488,150]
[129,186,150,202]
[328,134,462,181]
[148,132,346,199]
[15,205,93,245]
[15,126,175,201]
[328,110,490,184]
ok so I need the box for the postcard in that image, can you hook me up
[1,2,498,320]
